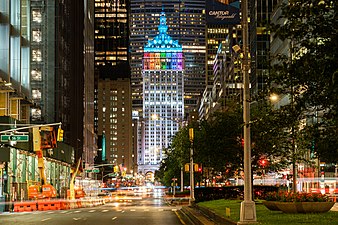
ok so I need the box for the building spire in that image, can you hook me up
[158,10,168,34]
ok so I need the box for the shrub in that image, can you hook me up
[264,191,331,202]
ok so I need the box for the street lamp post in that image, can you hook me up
[238,0,257,224]
[189,128,195,205]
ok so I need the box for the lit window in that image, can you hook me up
[32,49,42,62]
[32,10,42,23]
[31,69,42,81]
[32,89,41,99]
[31,108,41,120]
[32,30,42,42]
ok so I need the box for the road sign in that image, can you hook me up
[85,169,100,173]
[1,135,29,142]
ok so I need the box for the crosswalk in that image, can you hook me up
[20,207,179,215]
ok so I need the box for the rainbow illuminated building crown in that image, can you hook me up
[143,11,183,71]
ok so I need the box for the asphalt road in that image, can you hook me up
[0,195,184,225]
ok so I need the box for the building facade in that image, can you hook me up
[0,0,76,204]
[130,0,205,117]
[199,0,242,119]
[97,78,133,174]
[249,0,279,96]
[55,0,96,167]
[138,11,184,176]
[94,0,129,74]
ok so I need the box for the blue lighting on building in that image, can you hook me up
[143,11,183,71]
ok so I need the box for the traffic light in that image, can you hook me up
[32,127,41,152]
[189,128,194,142]
[259,158,268,167]
[184,163,189,172]
[194,163,199,172]
[57,127,64,142]
[114,165,119,172]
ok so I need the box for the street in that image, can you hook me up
[0,195,184,225]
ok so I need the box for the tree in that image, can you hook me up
[268,0,338,191]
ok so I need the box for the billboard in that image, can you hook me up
[206,0,240,25]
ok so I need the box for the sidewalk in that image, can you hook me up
[331,203,338,211]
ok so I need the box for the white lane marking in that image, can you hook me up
[41,218,51,222]
[172,209,177,211]
[89,210,95,213]
[74,210,81,213]
[112,217,117,220]
[47,211,54,214]
[60,211,68,214]
[158,209,164,211]
[121,210,125,213]
[73,218,81,221]
[130,209,136,211]
[102,210,109,212]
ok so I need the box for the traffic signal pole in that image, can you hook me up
[0,122,62,199]
[0,122,62,134]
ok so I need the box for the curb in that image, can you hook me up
[178,206,215,225]
[178,205,237,225]
[195,205,237,225]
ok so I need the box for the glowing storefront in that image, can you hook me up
[139,11,184,174]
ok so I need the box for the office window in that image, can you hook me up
[32,49,42,62]
[32,10,42,23]
[31,69,42,81]
[32,30,42,42]
[32,89,41,99]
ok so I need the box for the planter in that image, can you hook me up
[274,201,335,213]
[262,201,281,211]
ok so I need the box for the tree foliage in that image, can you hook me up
[269,0,338,164]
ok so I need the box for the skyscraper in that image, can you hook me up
[29,0,96,165]
[55,0,95,165]
[138,11,184,175]
[199,0,242,118]
[94,0,129,76]
[249,0,279,96]
[94,0,133,173]
[0,0,93,200]
[30,1,56,124]
[97,78,133,172]
[130,0,205,117]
